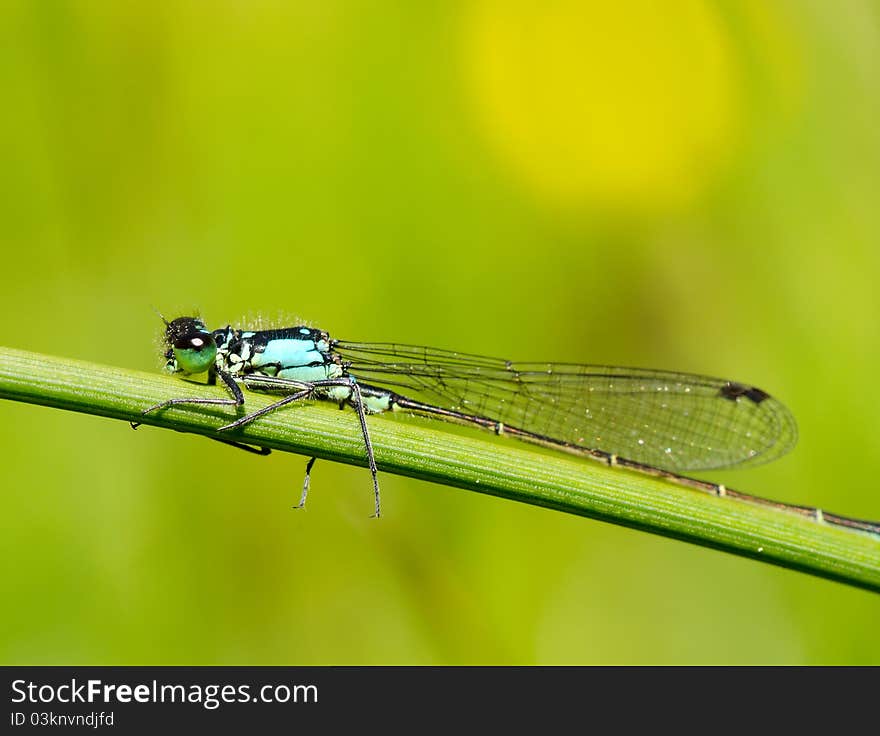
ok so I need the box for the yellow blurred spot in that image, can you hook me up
[465,0,742,213]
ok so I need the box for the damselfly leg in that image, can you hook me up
[139,371,382,518]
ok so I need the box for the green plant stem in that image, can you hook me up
[1,345,878,592]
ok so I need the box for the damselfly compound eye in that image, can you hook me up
[165,316,217,374]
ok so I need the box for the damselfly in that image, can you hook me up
[136,316,879,535]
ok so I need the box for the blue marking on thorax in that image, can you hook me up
[252,338,325,370]
[250,337,343,382]
[277,364,343,381]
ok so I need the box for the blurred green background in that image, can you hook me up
[2,1,879,664]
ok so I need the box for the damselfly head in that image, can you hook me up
[162,316,217,375]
